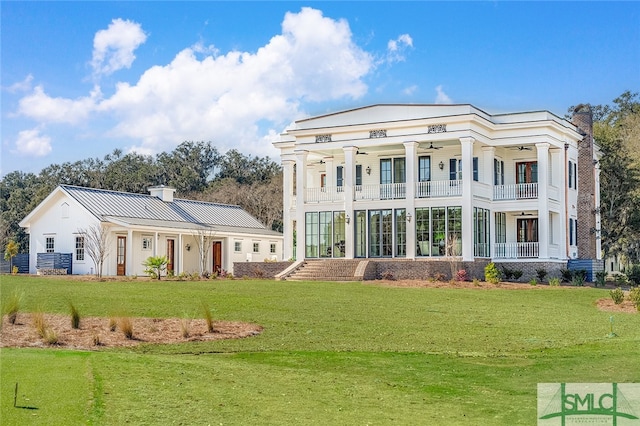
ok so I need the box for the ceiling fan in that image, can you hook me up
[424,142,442,150]
[356,150,368,155]
[512,146,532,151]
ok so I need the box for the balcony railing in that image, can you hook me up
[493,183,538,200]
[305,186,344,203]
[355,183,406,201]
[299,181,542,204]
[416,180,462,198]
[493,242,539,258]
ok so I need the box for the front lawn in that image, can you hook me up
[1,276,638,425]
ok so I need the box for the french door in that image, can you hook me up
[116,236,126,276]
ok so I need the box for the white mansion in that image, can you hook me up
[273,104,601,267]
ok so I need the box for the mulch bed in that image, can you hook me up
[1,313,262,351]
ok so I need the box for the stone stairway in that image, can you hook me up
[284,259,365,281]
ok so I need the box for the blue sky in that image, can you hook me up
[2,1,639,176]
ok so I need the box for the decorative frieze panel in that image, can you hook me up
[315,134,332,143]
[369,129,387,138]
[427,124,447,134]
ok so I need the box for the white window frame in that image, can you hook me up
[75,236,85,261]
[253,242,260,253]
[270,243,277,254]
[234,241,242,252]
[142,236,153,251]
[45,236,55,253]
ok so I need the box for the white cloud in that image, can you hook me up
[14,128,52,157]
[18,85,101,125]
[4,74,33,93]
[14,8,376,158]
[386,34,413,62]
[403,85,418,96]
[435,85,453,104]
[91,18,147,77]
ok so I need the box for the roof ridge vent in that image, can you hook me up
[148,185,176,203]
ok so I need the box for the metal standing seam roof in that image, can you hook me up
[61,185,268,230]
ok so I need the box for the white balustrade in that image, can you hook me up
[493,242,539,258]
[493,183,538,200]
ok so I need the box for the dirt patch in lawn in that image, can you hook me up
[595,298,638,314]
[1,313,262,351]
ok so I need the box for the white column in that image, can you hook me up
[282,159,295,261]
[537,142,550,259]
[594,161,602,260]
[126,229,133,276]
[482,146,495,186]
[343,147,357,259]
[460,137,475,261]
[178,233,183,275]
[295,150,308,261]
[404,141,418,259]
[154,231,159,257]
[550,148,564,259]
[324,157,334,189]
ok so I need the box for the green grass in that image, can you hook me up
[1,275,639,425]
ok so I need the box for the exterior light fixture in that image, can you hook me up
[345,215,350,224]
[186,244,191,251]
[439,161,444,170]
[366,166,371,175]
[406,212,412,222]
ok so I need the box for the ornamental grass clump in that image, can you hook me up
[69,301,80,329]
[548,277,561,287]
[4,291,22,325]
[201,301,215,333]
[118,317,134,339]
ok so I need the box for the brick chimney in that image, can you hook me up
[571,105,597,259]
[148,185,176,202]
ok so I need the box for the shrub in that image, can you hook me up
[610,288,625,305]
[629,287,640,311]
[536,268,548,282]
[560,269,573,282]
[485,262,501,284]
[501,267,514,280]
[627,264,640,286]
[512,270,523,280]
[572,274,585,287]
[529,278,537,286]
[455,269,468,282]
[44,328,59,345]
[69,301,80,329]
[11,265,18,275]
[252,267,265,279]
[614,273,628,286]
[92,334,102,346]
[472,278,481,287]
[201,271,211,279]
[548,277,561,287]
[595,271,607,288]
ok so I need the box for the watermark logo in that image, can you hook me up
[538,383,640,425]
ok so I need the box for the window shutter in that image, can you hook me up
[449,159,457,181]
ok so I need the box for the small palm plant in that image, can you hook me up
[142,255,169,280]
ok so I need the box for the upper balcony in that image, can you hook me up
[300,180,548,204]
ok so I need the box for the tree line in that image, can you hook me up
[0,142,283,253]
